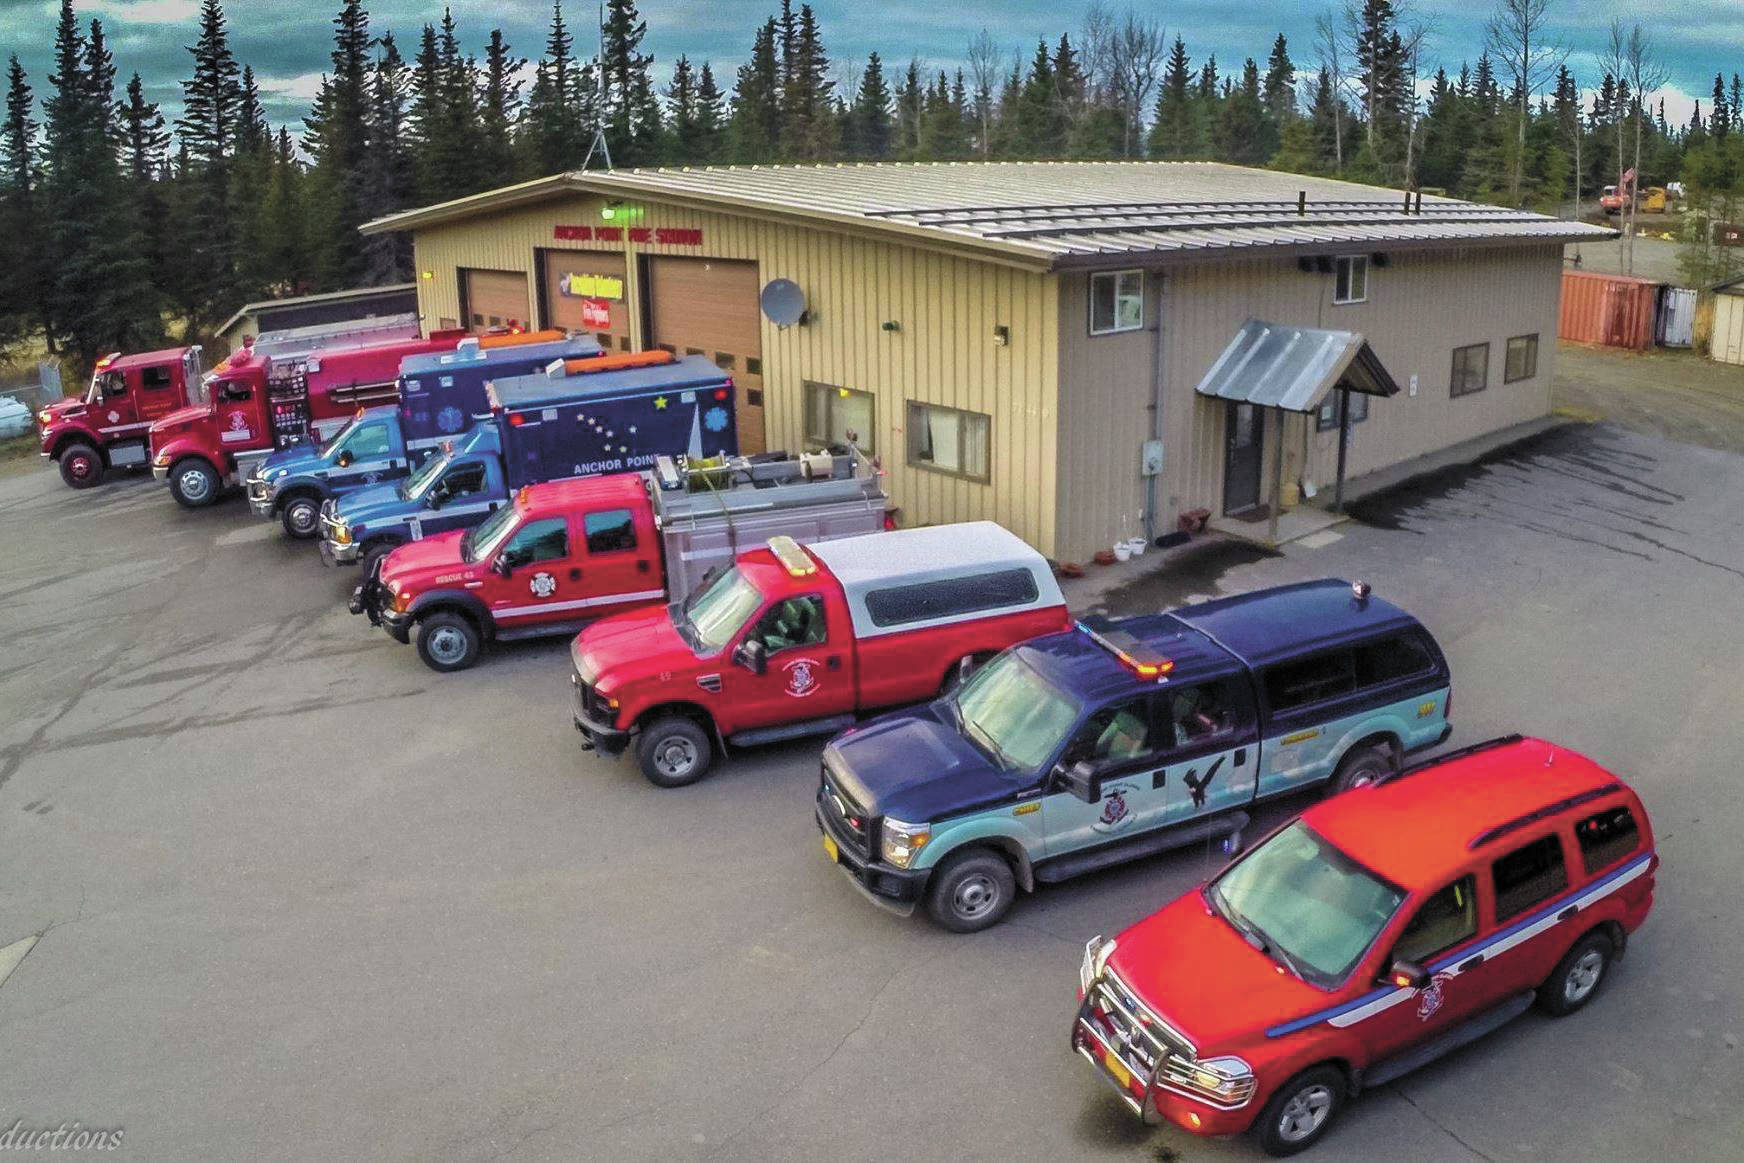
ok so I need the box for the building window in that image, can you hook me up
[1450,342,1489,397]
[1315,390,1370,432]
[1334,256,1368,304]
[1504,333,1539,383]
[906,401,991,481]
[805,382,875,453]
[1089,270,1144,335]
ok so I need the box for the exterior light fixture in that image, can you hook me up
[881,320,901,332]
[992,325,1010,346]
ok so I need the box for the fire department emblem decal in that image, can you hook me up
[107,410,120,423]
[229,412,247,431]
[529,571,557,598]
[1093,782,1140,833]
[1416,971,1455,1021]
[783,657,820,698]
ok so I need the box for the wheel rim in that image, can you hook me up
[426,625,468,665]
[69,454,94,480]
[1278,1084,1334,1143]
[179,469,211,502]
[951,872,1001,921]
[288,502,318,534]
[1564,949,1605,1004]
[1347,761,1384,788]
[653,736,699,778]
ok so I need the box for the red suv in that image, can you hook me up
[1073,735,1656,1155]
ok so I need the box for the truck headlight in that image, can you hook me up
[1079,935,1117,993]
[153,451,172,467]
[1176,1056,1256,1106]
[389,585,410,614]
[880,818,930,868]
[38,410,52,426]
[332,524,353,545]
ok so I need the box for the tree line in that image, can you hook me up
[2,0,1740,368]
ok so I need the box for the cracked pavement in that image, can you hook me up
[1,422,1741,1161]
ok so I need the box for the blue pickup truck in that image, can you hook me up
[247,333,604,538]
[318,351,739,570]
[816,579,1454,932]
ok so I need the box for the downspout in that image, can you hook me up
[1145,270,1165,544]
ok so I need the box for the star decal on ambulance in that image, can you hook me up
[653,396,668,410]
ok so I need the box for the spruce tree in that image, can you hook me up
[1013,39,1059,157]
[668,56,700,159]
[780,5,835,160]
[1147,38,1197,159]
[0,57,39,355]
[694,63,725,161]
[361,33,412,284]
[479,31,524,180]
[726,19,780,163]
[602,0,660,165]
[174,0,243,326]
[520,1,585,175]
[918,71,968,160]
[1262,35,1295,124]
[120,73,171,308]
[843,52,892,161]
[304,0,373,287]
[236,65,267,156]
[1212,59,1267,165]
[895,60,925,158]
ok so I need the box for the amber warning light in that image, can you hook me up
[1076,618,1175,679]
[767,536,817,577]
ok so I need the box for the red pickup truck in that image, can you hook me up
[38,347,204,488]
[148,330,466,507]
[571,521,1071,787]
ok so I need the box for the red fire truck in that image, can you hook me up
[148,330,466,508]
[37,346,204,488]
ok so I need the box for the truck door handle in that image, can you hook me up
[1233,748,1247,766]
[569,568,582,581]
[487,502,498,512]
[826,656,841,670]
[636,560,650,573]
[1557,905,1578,921]
[1458,954,1485,971]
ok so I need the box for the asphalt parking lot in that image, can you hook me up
[1,420,1741,1162]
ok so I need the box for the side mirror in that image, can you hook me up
[1057,760,1103,804]
[733,639,767,675]
[426,489,446,509]
[336,450,354,468]
[1383,958,1431,991]
[492,555,512,578]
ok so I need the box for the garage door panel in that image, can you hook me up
[541,250,633,352]
[461,269,530,333]
[648,257,765,455]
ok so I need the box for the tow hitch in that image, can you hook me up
[351,558,385,624]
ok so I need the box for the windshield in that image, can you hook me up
[952,651,1079,773]
[321,416,361,457]
[677,567,764,653]
[1209,821,1405,988]
[461,503,519,564]
[399,450,449,501]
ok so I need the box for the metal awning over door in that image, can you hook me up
[1194,320,1401,540]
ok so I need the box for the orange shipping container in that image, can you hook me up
[1559,269,1660,350]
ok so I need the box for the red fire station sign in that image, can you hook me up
[581,299,612,330]
[554,225,704,246]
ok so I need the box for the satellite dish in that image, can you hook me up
[760,278,808,327]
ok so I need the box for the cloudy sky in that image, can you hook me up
[1,0,1738,138]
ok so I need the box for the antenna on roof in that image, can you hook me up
[581,1,614,171]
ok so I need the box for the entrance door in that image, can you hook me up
[460,269,531,333]
[540,250,632,352]
[1223,402,1264,515]
[646,257,765,454]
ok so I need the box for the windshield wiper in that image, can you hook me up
[1213,889,1310,984]
[963,718,1012,770]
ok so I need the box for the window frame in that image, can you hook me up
[1089,269,1145,336]
[749,594,828,657]
[1490,832,1569,923]
[863,566,1039,629]
[1333,255,1369,305]
[1575,805,1641,876]
[803,381,876,454]
[905,400,992,483]
[500,516,570,569]
[1391,874,1479,965]
[1315,390,1370,432]
[1504,333,1539,384]
[1450,342,1490,398]
[582,508,639,556]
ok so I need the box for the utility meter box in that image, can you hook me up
[1141,439,1164,477]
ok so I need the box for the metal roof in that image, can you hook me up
[361,162,1616,270]
[1194,320,1399,413]
[215,282,417,338]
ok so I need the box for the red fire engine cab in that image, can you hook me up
[38,346,204,489]
[148,330,465,508]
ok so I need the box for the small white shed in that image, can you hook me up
[1711,280,1744,366]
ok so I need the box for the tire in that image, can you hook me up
[636,716,715,788]
[280,494,322,539]
[361,540,401,575]
[168,459,220,508]
[1252,1065,1347,1157]
[924,848,1017,933]
[414,611,481,673]
[58,442,104,489]
[1537,931,1613,1017]
[1329,743,1394,796]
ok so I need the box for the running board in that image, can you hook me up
[493,620,591,643]
[1362,991,1534,1090]
[729,715,857,748]
[1034,811,1250,884]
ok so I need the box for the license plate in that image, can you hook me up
[1104,1049,1133,1089]
[821,834,839,863]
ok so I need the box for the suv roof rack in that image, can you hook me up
[1374,733,1524,787]
[1467,783,1625,851]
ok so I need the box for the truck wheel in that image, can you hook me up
[280,495,322,539]
[362,540,400,575]
[414,612,480,673]
[1328,743,1394,796]
[169,459,220,508]
[924,848,1016,933]
[58,442,104,489]
[636,717,715,787]
[1253,1065,1346,1156]
[1537,931,1613,1017]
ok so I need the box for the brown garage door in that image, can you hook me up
[540,250,633,352]
[646,257,765,455]
[460,268,530,333]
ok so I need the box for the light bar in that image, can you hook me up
[562,350,675,375]
[1076,617,1174,680]
[767,535,817,577]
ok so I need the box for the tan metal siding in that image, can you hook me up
[410,194,1061,555]
[1713,294,1744,366]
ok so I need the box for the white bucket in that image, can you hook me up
[1113,541,1133,562]
[1126,537,1148,556]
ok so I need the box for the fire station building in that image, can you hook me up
[361,161,1607,563]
